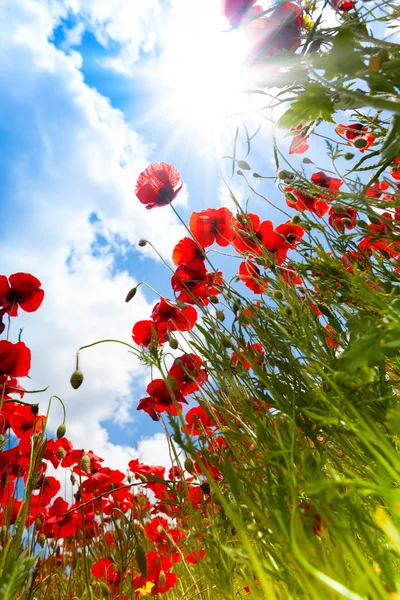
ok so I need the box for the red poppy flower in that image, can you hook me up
[311,172,343,200]
[168,354,207,396]
[340,251,370,273]
[359,237,400,259]
[146,378,187,410]
[9,405,46,438]
[365,181,389,198]
[332,0,354,11]
[132,551,177,595]
[128,459,166,480]
[0,273,44,317]
[390,158,400,181]
[92,558,122,591]
[275,222,305,248]
[279,265,302,285]
[61,449,104,474]
[335,124,376,152]
[325,325,340,348]
[135,163,183,210]
[32,476,61,506]
[232,342,264,370]
[44,497,81,538]
[0,376,24,402]
[189,208,234,248]
[256,220,290,264]
[238,261,268,294]
[183,406,216,436]
[151,298,197,334]
[328,206,357,230]
[43,438,73,469]
[244,3,302,66]
[172,237,205,266]
[82,467,125,495]
[289,125,310,154]
[0,341,31,378]
[171,260,222,306]
[132,320,164,347]
[185,550,205,564]
[232,213,262,255]
[369,211,400,234]
[285,187,329,217]
[221,0,259,26]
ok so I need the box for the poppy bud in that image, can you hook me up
[169,337,179,350]
[237,170,244,177]
[209,295,219,304]
[184,457,194,473]
[135,544,147,576]
[274,291,283,300]
[292,215,301,224]
[216,310,225,321]
[70,370,84,390]
[253,172,261,178]
[70,473,77,485]
[285,306,293,316]
[302,157,313,164]
[237,160,250,170]
[344,152,354,160]
[38,533,46,548]
[125,287,138,303]
[277,169,292,180]
[56,423,66,439]
[57,447,67,459]
[100,582,109,597]
[138,239,147,247]
[353,137,368,149]
[356,219,368,228]
[137,473,148,483]
[232,300,241,313]
[368,213,383,225]
[158,570,167,589]
[80,453,91,475]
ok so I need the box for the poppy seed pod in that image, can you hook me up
[344,152,354,160]
[70,369,84,390]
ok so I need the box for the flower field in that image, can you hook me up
[1,0,400,598]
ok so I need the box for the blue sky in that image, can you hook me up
[0,0,351,472]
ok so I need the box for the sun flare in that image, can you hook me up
[154,1,252,153]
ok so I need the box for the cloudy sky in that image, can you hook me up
[0,0,345,471]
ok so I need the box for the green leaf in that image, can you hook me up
[381,114,400,163]
[278,83,335,129]
[0,551,38,600]
[315,28,365,79]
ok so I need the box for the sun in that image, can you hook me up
[150,0,252,155]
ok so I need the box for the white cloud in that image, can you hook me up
[0,0,187,472]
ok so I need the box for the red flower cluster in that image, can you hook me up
[132,298,197,347]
